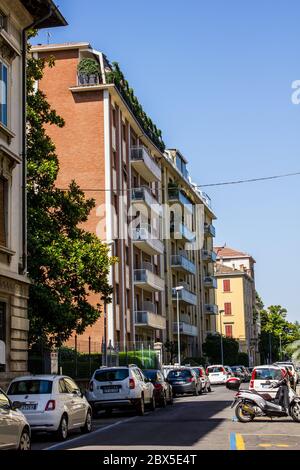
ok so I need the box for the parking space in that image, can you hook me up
[230,432,300,450]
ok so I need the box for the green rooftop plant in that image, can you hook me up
[77,58,100,76]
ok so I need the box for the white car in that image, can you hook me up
[7,375,92,441]
[87,365,155,416]
[274,362,298,391]
[249,365,284,398]
[0,388,31,450]
[206,365,228,384]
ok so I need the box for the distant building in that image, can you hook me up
[0,0,66,388]
[214,247,260,366]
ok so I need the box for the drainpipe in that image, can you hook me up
[20,7,53,275]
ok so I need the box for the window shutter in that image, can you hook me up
[223,279,231,292]
[225,325,233,338]
[224,302,232,315]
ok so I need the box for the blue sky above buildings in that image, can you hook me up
[33,0,300,321]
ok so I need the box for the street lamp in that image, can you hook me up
[279,333,282,361]
[219,310,224,365]
[174,286,184,365]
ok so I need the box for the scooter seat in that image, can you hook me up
[260,393,273,401]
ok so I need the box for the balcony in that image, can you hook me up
[171,254,196,275]
[77,73,101,87]
[204,223,216,238]
[168,188,193,213]
[131,224,164,256]
[170,222,196,242]
[172,285,197,306]
[173,322,198,337]
[205,304,219,315]
[204,276,217,289]
[202,249,217,263]
[134,264,164,292]
[131,187,161,215]
[130,146,161,182]
[135,311,166,330]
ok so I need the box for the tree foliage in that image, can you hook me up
[27,38,115,347]
[202,334,243,366]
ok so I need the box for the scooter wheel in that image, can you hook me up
[235,403,255,423]
[290,403,300,422]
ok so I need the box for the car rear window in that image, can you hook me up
[94,369,129,382]
[143,370,158,381]
[207,367,224,373]
[168,370,192,379]
[8,380,53,395]
[254,368,282,380]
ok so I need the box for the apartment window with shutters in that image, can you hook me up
[0,177,8,247]
[224,302,232,315]
[0,302,5,371]
[0,61,8,127]
[225,324,233,338]
[223,279,231,292]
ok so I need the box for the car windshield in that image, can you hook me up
[94,369,129,382]
[231,367,242,372]
[8,380,53,395]
[207,367,224,373]
[168,370,191,379]
[192,369,200,376]
[254,368,282,380]
[143,370,158,380]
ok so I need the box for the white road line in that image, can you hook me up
[44,416,137,451]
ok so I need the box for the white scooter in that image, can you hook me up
[229,377,300,423]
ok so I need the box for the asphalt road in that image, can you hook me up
[31,385,300,451]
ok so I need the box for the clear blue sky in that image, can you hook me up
[33,0,300,322]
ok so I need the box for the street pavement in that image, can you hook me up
[31,385,300,451]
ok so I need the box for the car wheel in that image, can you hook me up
[207,385,212,392]
[137,396,145,416]
[150,394,156,411]
[56,414,69,441]
[18,428,31,451]
[81,409,92,434]
[160,393,167,408]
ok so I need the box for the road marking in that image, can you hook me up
[44,416,137,451]
[230,433,245,450]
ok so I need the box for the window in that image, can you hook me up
[112,151,117,169]
[0,11,8,32]
[0,390,10,410]
[223,279,231,292]
[0,177,8,246]
[64,378,80,394]
[8,380,53,395]
[224,302,232,315]
[58,379,68,393]
[0,62,8,126]
[0,302,5,342]
[126,289,130,308]
[94,368,129,382]
[225,325,233,338]
[115,284,120,305]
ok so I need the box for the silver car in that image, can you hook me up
[0,388,31,450]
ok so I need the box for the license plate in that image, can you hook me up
[21,404,37,411]
[174,381,184,385]
[212,374,219,376]
[261,384,270,388]
[103,387,119,393]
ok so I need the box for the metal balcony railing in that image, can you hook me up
[204,223,216,238]
[171,254,196,275]
[135,311,166,330]
[173,322,198,337]
[202,249,217,263]
[172,287,197,306]
[131,187,161,213]
[205,304,219,315]
[170,222,196,242]
[130,146,161,182]
[168,188,194,211]
[204,276,218,289]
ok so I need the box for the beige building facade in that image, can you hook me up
[0,0,66,388]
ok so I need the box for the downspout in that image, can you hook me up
[21,7,53,275]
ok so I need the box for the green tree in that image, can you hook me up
[202,334,241,365]
[259,305,300,363]
[27,39,115,347]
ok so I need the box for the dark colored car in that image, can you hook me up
[143,369,173,407]
[230,366,247,382]
[167,368,199,397]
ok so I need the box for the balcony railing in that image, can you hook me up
[168,188,194,212]
[204,276,218,289]
[202,249,217,263]
[172,287,197,306]
[78,73,101,86]
[173,322,198,337]
[205,304,219,315]
[131,224,164,255]
[170,222,196,242]
[204,223,216,238]
[135,311,166,330]
[131,187,161,214]
[171,254,196,275]
[130,146,161,182]
[134,268,164,292]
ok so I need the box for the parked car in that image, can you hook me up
[87,365,155,417]
[206,365,228,385]
[0,388,31,450]
[143,369,173,407]
[273,362,298,391]
[249,365,284,398]
[161,364,181,379]
[192,366,212,393]
[238,365,251,382]
[167,368,200,396]
[230,366,247,382]
[7,375,92,441]
[295,366,300,384]
[224,366,234,377]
